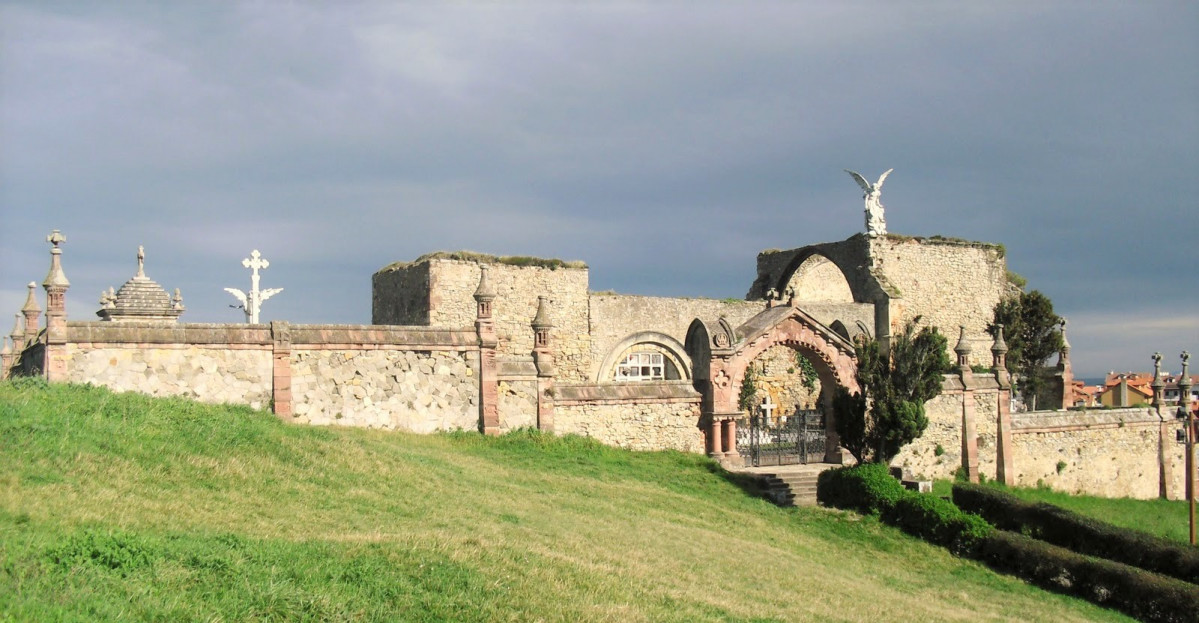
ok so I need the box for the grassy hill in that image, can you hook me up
[0,379,1131,622]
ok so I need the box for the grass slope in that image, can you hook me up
[1,380,1131,622]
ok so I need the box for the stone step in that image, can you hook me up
[752,471,824,507]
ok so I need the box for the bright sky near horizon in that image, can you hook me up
[1,2,1196,378]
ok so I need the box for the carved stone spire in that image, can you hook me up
[1180,351,1192,415]
[954,325,972,368]
[473,265,496,320]
[8,313,22,346]
[42,230,69,289]
[532,295,552,349]
[21,282,41,336]
[98,246,183,323]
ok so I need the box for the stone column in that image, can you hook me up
[21,282,41,338]
[1151,353,1174,499]
[271,321,293,419]
[474,266,500,436]
[531,295,555,433]
[41,230,69,382]
[709,417,723,455]
[956,327,979,483]
[992,325,1014,484]
[723,418,736,459]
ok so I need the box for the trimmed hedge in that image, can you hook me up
[979,530,1199,623]
[816,463,905,515]
[884,492,993,556]
[953,483,1199,585]
[817,464,992,555]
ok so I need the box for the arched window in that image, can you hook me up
[616,351,668,381]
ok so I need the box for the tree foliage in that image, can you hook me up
[834,317,951,464]
[737,363,759,413]
[989,290,1063,410]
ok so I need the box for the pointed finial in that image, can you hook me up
[532,295,552,330]
[991,324,1008,355]
[136,245,146,278]
[10,313,23,342]
[172,288,185,311]
[954,325,972,356]
[473,265,496,301]
[0,336,10,356]
[22,282,40,313]
[43,230,69,288]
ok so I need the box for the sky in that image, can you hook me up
[1,2,1196,379]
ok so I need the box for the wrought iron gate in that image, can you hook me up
[737,409,826,467]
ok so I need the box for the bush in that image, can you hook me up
[816,463,905,515]
[978,530,1199,623]
[953,483,1199,585]
[885,493,993,556]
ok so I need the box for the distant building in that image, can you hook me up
[1098,372,1154,407]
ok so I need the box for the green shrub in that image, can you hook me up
[816,463,905,515]
[978,530,1199,623]
[885,492,993,556]
[953,483,1199,585]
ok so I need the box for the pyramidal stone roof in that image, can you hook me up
[97,246,184,323]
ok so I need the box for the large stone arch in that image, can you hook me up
[781,252,855,303]
[687,305,858,466]
[594,331,691,383]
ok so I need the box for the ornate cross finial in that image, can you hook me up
[225,250,282,324]
[46,230,65,248]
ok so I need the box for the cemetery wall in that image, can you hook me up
[58,321,482,432]
[1010,407,1181,500]
[554,382,703,452]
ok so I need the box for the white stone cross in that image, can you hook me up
[225,249,283,324]
[760,395,777,422]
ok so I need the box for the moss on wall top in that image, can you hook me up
[376,251,588,274]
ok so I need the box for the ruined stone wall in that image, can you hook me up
[371,261,431,325]
[587,295,761,381]
[896,390,965,480]
[555,382,703,452]
[749,344,822,417]
[867,236,1008,365]
[1011,408,1179,499]
[378,259,593,382]
[290,349,478,432]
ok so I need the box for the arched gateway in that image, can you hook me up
[685,304,859,468]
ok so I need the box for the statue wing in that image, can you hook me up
[259,288,283,302]
[844,169,871,192]
[224,288,247,308]
[875,168,894,189]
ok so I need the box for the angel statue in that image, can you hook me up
[845,168,893,237]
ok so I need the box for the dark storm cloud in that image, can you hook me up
[2,2,1195,377]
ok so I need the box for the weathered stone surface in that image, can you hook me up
[291,349,478,432]
[63,343,272,408]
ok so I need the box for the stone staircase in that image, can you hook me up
[740,465,833,507]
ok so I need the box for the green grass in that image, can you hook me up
[933,478,1192,545]
[0,379,1133,622]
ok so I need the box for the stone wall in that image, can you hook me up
[498,378,538,432]
[748,235,1009,366]
[555,382,703,452]
[1010,408,1180,500]
[62,322,274,408]
[371,261,430,325]
[63,343,273,408]
[290,349,478,432]
[749,344,822,417]
[587,294,761,382]
[867,236,1009,364]
[373,257,592,382]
